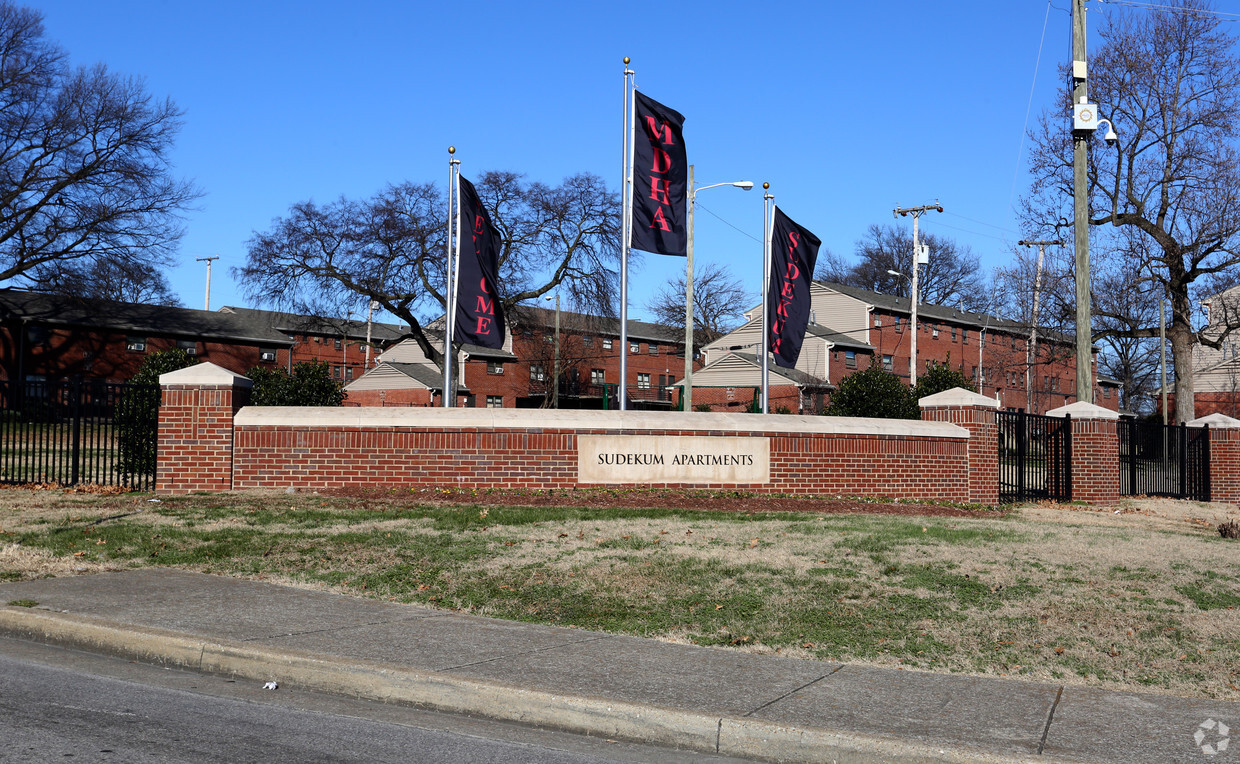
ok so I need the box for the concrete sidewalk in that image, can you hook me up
[0,570,1233,763]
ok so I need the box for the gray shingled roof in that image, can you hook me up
[508,305,682,344]
[817,281,1074,343]
[385,362,469,392]
[218,306,406,344]
[0,289,294,346]
[729,352,834,388]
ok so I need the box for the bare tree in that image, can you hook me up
[238,171,620,368]
[34,259,183,306]
[1024,0,1240,423]
[645,262,748,347]
[0,3,198,294]
[814,223,988,311]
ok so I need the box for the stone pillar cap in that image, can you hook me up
[1046,401,1118,420]
[159,362,253,388]
[918,387,999,409]
[1187,412,1240,428]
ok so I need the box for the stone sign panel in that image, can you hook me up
[577,435,770,484]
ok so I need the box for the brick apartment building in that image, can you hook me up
[693,281,1120,414]
[0,289,403,384]
[346,305,689,408]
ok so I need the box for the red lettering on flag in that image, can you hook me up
[645,116,676,145]
[475,296,494,315]
[780,280,796,299]
[651,148,672,173]
[648,178,671,205]
[777,298,793,317]
[783,261,800,280]
[475,317,492,335]
[650,206,671,231]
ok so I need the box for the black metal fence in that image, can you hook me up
[998,410,1072,503]
[1119,418,1210,501]
[0,379,160,491]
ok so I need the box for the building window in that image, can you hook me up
[649,343,658,355]
[963,329,969,344]
[487,396,503,408]
[874,316,882,327]
[970,365,977,379]
[637,373,651,389]
[530,364,545,382]
[932,326,940,338]
[845,350,857,368]
[126,336,147,353]
[882,354,893,372]
[345,367,354,380]
[334,338,342,350]
[951,326,957,341]
[630,341,640,353]
[1104,386,1112,399]
[259,348,277,362]
[602,338,613,350]
[487,360,504,375]
[1011,336,1017,350]
[894,316,902,329]
[177,340,198,356]
[583,336,594,347]
[545,334,554,344]
[332,366,341,379]
[591,368,605,385]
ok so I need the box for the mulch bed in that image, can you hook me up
[325,486,998,518]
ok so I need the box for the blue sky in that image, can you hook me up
[26,0,1089,323]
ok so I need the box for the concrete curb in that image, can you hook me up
[0,606,1054,763]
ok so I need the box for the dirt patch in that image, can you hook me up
[323,486,996,518]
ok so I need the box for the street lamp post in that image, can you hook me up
[684,165,753,411]
[893,204,942,386]
[544,294,560,408]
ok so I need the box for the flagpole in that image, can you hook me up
[443,147,457,407]
[449,158,464,408]
[619,57,635,411]
[761,183,773,414]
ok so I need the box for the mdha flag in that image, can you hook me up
[630,91,687,256]
[766,207,821,369]
[454,176,506,349]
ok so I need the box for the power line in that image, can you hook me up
[943,211,1021,235]
[1011,0,1055,214]
[693,201,763,243]
[1096,0,1240,20]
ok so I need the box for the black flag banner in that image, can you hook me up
[454,176,506,349]
[630,91,687,256]
[767,207,821,369]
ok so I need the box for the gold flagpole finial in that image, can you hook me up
[762,182,770,190]
[448,146,455,155]
[623,56,630,65]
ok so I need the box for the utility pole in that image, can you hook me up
[196,256,219,311]
[1018,239,1064,412]
[365,299,378,369]
[893,204,942,386]
[1072,0,1093,404]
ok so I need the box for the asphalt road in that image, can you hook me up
[0,638,749,764]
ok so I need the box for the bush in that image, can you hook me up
[117,349,199,475]
[246,361,345,406]
[825,365,918,419]
[913,360,976,400]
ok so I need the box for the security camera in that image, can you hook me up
[1104,127,1118,146]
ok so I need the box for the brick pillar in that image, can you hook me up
[920,387,1000,506]
[1188,413,1240,503]
[1046,401,1119,504]
[156,363,252,495]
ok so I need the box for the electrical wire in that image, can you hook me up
[693,201,764,244]
[1096,0,1240,21]
[1011,0,1055,215]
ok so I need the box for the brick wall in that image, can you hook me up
[1203,421,1240,503]
[1046,402,1120,504]
[920,389,999,505]
[156,366,251,494]
[228,414,970,501]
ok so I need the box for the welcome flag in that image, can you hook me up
[766,207,821,368]
[630,91,687,256]
[454,176,506,349]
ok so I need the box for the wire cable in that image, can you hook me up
[1011,0,1055,214]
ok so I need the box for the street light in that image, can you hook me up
[685,165,753,411]
[544,294,560,409]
